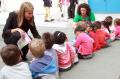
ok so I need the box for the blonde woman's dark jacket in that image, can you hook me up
[2,12,41,45]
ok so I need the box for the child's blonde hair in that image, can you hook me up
[29,38,46,58]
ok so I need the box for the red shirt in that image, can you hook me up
[89,30,101,52]
[95,29,110,48]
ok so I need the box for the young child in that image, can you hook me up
[114,18,120,40]
[88,22,101,52]
[42,32,57,61]
[95,21,110,48]
[103,16,115,41]
[0,44,32,79]
[101,21,112,45]
[53,31,78,71]
[74,26,94,59]
[29,39,58,79]
[42,32,59,78]
[72,20,90,30]
[101,21,111,34]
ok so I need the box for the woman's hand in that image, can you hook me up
[11,28,25,38]
[72,22,77,29]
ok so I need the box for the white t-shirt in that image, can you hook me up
[0,62,32,79]
[110,25,116,41]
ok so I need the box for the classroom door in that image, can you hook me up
[88,0,106,13]
[107,0,120,13]
[88,0,120,13]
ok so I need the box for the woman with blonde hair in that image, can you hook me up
[2,1,41,61]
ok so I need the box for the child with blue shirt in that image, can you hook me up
[42,32,59,79]
[29,38,58,79]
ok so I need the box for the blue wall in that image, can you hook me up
[88,0,120,13]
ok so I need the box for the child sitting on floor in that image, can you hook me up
[74,26,94,59]
[0,44,32,79]
[114,18,120,40]
[53,31,78,72]
[42,32,59,78]
[88,22,101,52]
[29,39,58,79]
[95,21,110,48]
[104,16,115,41]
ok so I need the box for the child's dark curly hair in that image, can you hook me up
[42,32,54,49]
[54,31,66,44]
[89,23,97,32]
[105,16,113,26]
[74,26,86,33]
[94,21,101,29]
[101,21,111,33]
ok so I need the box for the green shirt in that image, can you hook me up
[73,12,95,22]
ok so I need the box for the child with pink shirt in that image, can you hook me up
[74,26,94,59]
[114,18,120,40]
[53,31,78,71]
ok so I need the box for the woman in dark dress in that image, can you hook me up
[2,2,41,60]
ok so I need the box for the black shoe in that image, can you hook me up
[50,19,54,21]
[44,20,50,22]
[61,14,64,17]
